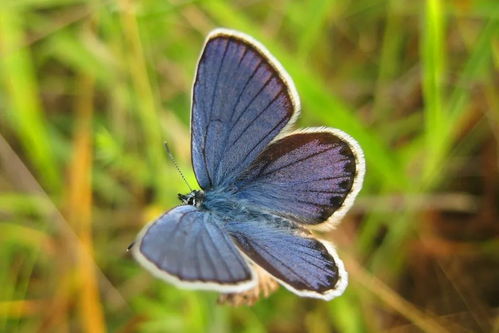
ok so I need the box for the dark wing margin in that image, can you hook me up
[225,218,347,300]
[233,128,365,229]
[132,205,256,292]
[191,28,300,190]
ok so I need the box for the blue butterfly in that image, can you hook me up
[131,28,365,301]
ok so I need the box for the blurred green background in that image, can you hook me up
[1,0,498,332]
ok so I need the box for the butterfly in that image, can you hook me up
[131,28,365,301]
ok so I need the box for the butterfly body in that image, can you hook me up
[198,187,296,230]
[132,28,365,301]
[177,187,285,232]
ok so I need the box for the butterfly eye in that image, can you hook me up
[178,193,190,205]
[177,191,204,207]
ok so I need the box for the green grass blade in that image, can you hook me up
[422,0,446,184]
[0,8,61,192]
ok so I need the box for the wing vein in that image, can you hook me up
[255,238,332,280]
[205,221,235,281]
[230,89,284,148]
[248,238,308,285]
[192,223,203,280]
[258,146,334,178]
[212,58,264,179]
[294,198,339,207]
[202,39,230,187]
[169,212,191,279]
[199,216,218,280]
[285,175,353,186]
[236,115,287,171]
[292,188,351,194]
[226,71,275,146]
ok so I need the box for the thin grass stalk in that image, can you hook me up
[0,8,60,193]
[66,72,106,332]
[118,0,168,200]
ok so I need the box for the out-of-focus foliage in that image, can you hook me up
[0,0,498,332]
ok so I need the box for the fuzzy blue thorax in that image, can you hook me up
[180,187,299,232]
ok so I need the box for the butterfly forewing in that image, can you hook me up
[191,29,299,189]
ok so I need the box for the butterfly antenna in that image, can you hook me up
[163,141,193,192]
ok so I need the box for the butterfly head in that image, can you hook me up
[178,190,205,207]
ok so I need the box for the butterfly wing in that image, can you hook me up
[233,128,365,229]
[132,205,256,292]
[225,217,347,300]
[191,28,299,189]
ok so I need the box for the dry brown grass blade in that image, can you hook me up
[344,255,451,333]
[65,73,106,333]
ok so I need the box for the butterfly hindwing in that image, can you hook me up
[233,128,365,229]
[226,217,347,300]
[191,29,299,189]
[132,205,256,292]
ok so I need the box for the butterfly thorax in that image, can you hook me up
[179,187,254,219]
[178,187,243,213]
[182,187,301,233]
